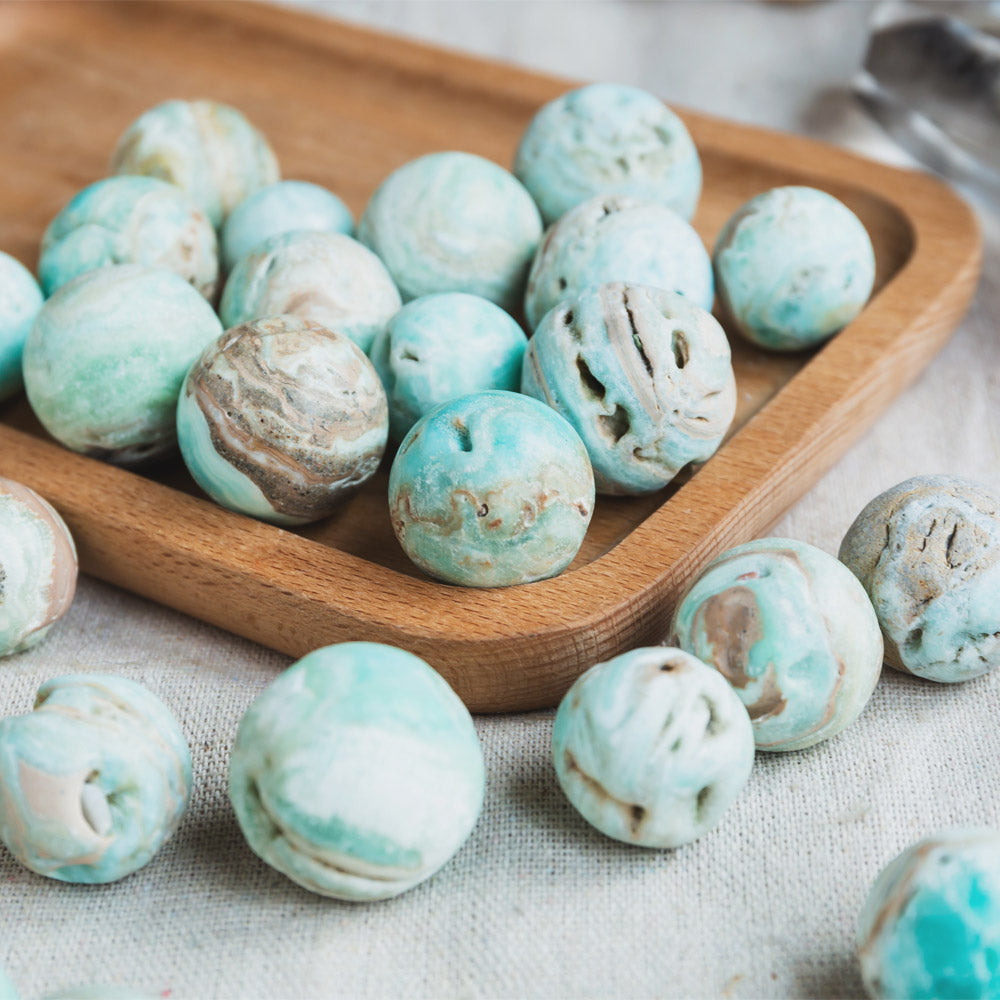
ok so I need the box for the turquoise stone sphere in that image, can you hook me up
[0,478,77,657]
[219,230,401,355]
[524,194,713,331]
[713,185,876,351]
[553,647,754,849]
[840,475,1000,683]
[220,180,354,271]
[22,265,223,465]
[0,251,43,402]
[110,99,279,228]
[369,292,527,441]
[357,151,543,313]
[229,642,485,901]
[39,176,218,299]
[522,283,735,495]
[670,537,883,751]
[389,390,595,587]
[0,675,192,884]
[177,316,388,526]
[857,829,1000,999]
[514,82,702,226]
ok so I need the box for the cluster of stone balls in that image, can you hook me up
[0,84,998,998]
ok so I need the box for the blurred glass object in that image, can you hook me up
[855,1,1000,198]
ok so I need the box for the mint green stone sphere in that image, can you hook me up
[0,251,43,402]
[229,642,485,901]
[22,265,223,465]
[857,829,1000,999]
[0,675,192,884]
[0,967,18,1000]
[389,390,595,587]
[670,537,883,751]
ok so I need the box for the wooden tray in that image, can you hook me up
[0,1,981,712]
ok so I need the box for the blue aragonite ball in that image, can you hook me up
[0,675,192,884]
[523,194,713,331]
[840,475,1000,683]
[22,265,223,465]
[369,292,527,441]
[220,180,354,272]
[177,316,388,525]
[857,829,1000,1000]
[522,283,735,495]
[670,537,883,752]
[553,647,754,849]
[219,230,401,355]
[514,82,702,226]
[713,185,876,351]
[229,642,485,901]
[0,251,43,402]
[38,176,218,299]
[389,391,595,587]
[357,151,543,313]
[110,99,279,228]
[0,969,17,1000]
[0,478,77,657]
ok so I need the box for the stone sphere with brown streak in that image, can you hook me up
[670,537,883,752]
[0,478,77,657]
[176,316,388,526]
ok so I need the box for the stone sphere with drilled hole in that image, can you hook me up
[177,316,388,525]
[522,283,735,495]
[0,675,191,884]
[0,478,77,658]
[670,537,883,752]
[0,251,43,403]
[23,265,223,465]
[713,185,875,351]
[857,829,1000,1000]
[514,82,702,226]
[840,475,1000,683]
[553,647,754,848]
[39,176,218,300]
[369,292,527,441]
[357,151,542,313]
[388,390,595,587]
[219,230,401,355]
[220,180,354,272]
[110,99,279,228]
[524,194,713,331]
[229,642,485,901]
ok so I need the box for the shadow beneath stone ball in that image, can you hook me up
[794,950,866,1000]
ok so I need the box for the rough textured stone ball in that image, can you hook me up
[389,390,595,587]
[38,176,218,299]
[0,251,43,402]
[177,316,388,526]
[357,151,542,313]
[110,98,279,228]
[23,264,223,465]
[553,646,754,848]
[857,829,1000,1000]
[220,179,354,272]
[369,292,527,441]
[0,478,77,657]
[0,675,192,884]
[523,194,713,331]
[522,283,735,495]
[670,537,883,752]
[229,642,485,901]
[219,229,401,355]
[713,185,875,351]
[840,474,1000,683]
[514,82,702,226]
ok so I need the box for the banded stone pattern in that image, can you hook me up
[522,282,735,495]
[177,316,389,526]
[671,537,883,752]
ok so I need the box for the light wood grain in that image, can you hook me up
[0,1,981,711]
